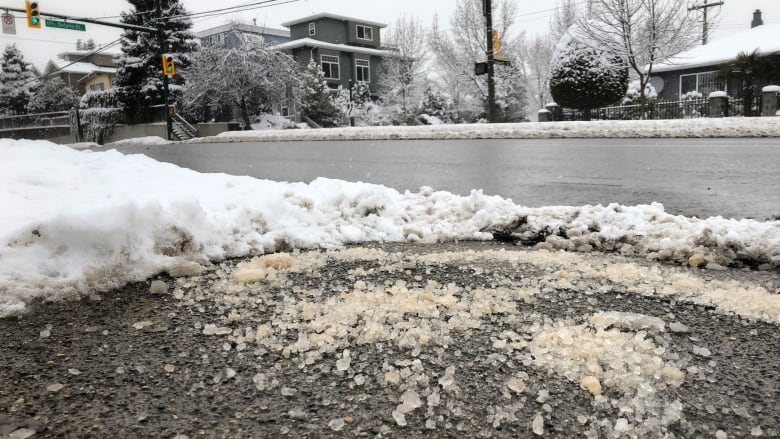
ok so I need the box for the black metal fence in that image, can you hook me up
[0,111,70,130]
[550,95,764,121]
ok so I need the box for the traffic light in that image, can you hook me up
[25,1,41,29]
[492,30,500,56]
[162,54,175,77]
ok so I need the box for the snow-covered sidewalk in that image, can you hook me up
[194,118,780,143]
[0,138,778,316]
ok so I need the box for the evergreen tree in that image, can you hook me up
[114,0,198,123]
[549,25,627,119]
[300,58,340,127]
[27,78,79,113]
[419,87,446,119]
[0,44,38,115]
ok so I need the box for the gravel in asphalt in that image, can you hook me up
[1,242,778,438]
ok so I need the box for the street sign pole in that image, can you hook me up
[157,0,172,140]
[1,6,156,33]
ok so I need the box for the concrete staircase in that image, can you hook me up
[171,114,198,140]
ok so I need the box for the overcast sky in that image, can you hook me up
[1,0,778,69]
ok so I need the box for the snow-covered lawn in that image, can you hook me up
[1,137,778,316]
[201,118,780,143]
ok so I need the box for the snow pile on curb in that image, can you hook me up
[1,139,778,315]
[198,118,780,143]
[486,203,780,270]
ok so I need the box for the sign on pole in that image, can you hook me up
[1,13,16,34]
[45,19,86,31]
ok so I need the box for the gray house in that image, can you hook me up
[195,23,291,49]
[275,13,390,95]
[195,14,391,121]
[652,10,780,101]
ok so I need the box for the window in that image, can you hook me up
[281,106,289,117]
[90,83,105,91]
[321,55,340,80]
[309,22,316,36]
[355,59,370,83]
[679,71,724,98]
[356,25,373,41]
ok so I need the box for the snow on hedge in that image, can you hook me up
[0,138,778,315]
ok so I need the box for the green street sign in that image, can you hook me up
[45,19,86,31]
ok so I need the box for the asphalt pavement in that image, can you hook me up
[1,242,778,438]
[109,138,780,221]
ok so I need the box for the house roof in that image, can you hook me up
[653,23,780,73]
[281,13,387,29]
[58,50,121,58]
[272,38,391,57]
[194,23,290,39]
[44,59,117,76]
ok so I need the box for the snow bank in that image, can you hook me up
[0,139,778,315]
[202,118,780,143]
[107,136,171,146]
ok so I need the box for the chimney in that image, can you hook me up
[751,9,763,28]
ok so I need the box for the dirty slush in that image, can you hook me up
[1,242,778,438]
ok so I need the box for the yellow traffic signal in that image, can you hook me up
[25,1,41,29]
[162,54,176,77]
[492,30,500,56]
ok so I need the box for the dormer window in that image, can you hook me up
[356,25,373,41]
[309,22,316,36]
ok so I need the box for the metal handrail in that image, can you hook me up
[173,113,198,137]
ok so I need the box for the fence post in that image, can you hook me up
[545,103,560,121]
[537,109,551,122]
[761,85,780,117]
[708,91,729,118]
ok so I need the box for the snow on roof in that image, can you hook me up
[273,38,391,57]
[194,23,290,39]
[57,50,121,58]
[46,59,116,75]
[653,23,780,73]
[281,13,387,29]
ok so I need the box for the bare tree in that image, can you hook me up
[381,15,428,116]
[428,0,526,121]
[521,35,555,111]
[579,0,700,106]
[184,43,299,128]
[551,0,586,41]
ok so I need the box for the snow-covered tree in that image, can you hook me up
[0,44,38,115]
[623,80,657,105]
[549,25,628,118]
[380,15,428,118]
[114,0,198,123]
[578,0,700,106]
[520,35,554,112]
[184,44,299,129]
[300,58,340,127]
[428,0,527,122]
[27,78,79,113]
[419,86,447,119]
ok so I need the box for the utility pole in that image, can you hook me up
[689,0,724,45]
[483,0,496,123]
[156,0,172,140]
